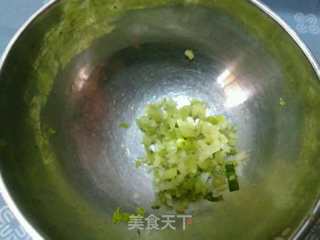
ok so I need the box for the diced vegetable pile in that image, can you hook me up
[136,99,241,212]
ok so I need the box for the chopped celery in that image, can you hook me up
[112,208,123,224]
[136,207,145,217]
[136,98,242,211]
[205,193,224,202]
[279,97,286,107]
[112,207,145,224]
[184,49,195,61]
[225,163,240,192]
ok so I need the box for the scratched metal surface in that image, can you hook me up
[0,0,319,239]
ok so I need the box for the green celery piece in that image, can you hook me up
[184,49,195,61]
[136,207,145,217]
[225,163,240,192]
[112,208,122,224]
[205,193,224,202]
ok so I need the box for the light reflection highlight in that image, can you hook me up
[216,68,250,108]
[73,65,90,92]
[224,82,250,108]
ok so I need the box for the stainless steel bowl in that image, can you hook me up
[0,0,320,239]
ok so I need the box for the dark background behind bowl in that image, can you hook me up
[0,0,319,239]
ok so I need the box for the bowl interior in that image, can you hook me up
[0,1,320,240]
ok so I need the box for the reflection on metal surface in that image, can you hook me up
[217,69,235,88]
[217,69,250,108]
[224,82,250,108]
[73,65,91,92]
